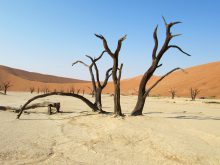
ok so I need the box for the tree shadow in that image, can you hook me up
[143,111,163,115]
[167,115,220,121]
[19,112,97,121]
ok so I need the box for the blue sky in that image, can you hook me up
[0,0,219,80]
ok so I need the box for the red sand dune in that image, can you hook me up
[0,61,219,98]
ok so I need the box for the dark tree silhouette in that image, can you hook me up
[190,88,200,101]
[29,87,35,94]
[69,86,75,93]
[37,87,40,94]
[131,17,191,116]
[1,81,12,95]
[72,51,112,111]
[169,88,177,99]
[0,85,3,94]
[95,34,126,116]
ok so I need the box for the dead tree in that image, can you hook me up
[1,81,12,95]
[87,86,94,97]
[17,92,100,119]
[29,87,35,94]
[77,89,80,94]
[169,88,177,99]
[95,34,126,116]
[0,85,3,95]
[72,51,112,111]
[70,86,75,93]
[190,88,200,101]
[131,17,191,116]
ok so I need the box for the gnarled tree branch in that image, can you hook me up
[17,92,99,119]
[95,34,114,57]
[131,17,191,116]
[144,67,180,97]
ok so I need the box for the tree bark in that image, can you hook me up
[94,88,102,110]
[131,94,146,116]
[114,83,122,115]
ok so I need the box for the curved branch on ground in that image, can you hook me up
[17,92,99,119]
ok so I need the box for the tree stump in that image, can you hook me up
[48,102,60,115]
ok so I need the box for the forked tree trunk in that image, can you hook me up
[131,17,191,116]
[72,51,112,112]
[95,34,126,116]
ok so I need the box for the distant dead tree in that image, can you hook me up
[1,81,12,95]
[42,86,50,94]
[37,87,40,94]
[70,86,75,93]
[169,88,177,99]
[29,87,35,94]
[131,17,191,116]
[76,89,80,94]
[87,86,94,97]
[0,85,3,94]
[95,34,126,116]
[190,88,200,101]
[72,51,112,111]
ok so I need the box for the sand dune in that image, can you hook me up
[0,61,220,98]
[0,65,87,83]
[119,61,220,98]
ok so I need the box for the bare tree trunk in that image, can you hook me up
[95,34,126,116]
[94,88,102,110]
[131,94,146,116]
[131,17,191,116]
[114,83,122,115]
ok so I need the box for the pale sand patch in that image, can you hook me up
[0,92,220,165]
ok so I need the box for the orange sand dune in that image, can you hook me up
[0,65,90,93]
[0,65,87,83]
[118,61,220,98]
[0,61,219,98]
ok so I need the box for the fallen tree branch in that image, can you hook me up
[0,101,60,113]
[17,92,99,119]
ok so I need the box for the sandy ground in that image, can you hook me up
[0,92,220,165]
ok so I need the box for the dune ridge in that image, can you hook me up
[0,61,219,98]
